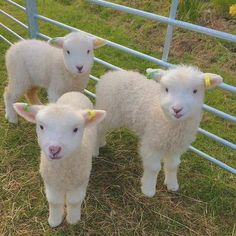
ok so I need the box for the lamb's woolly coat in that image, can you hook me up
[96,70,201,156]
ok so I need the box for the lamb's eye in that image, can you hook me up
[87,50,90,54]
[67,50,70,55]
[40,125,44,130]
[165,88,169,93]
[193,89,198,94]
[73,128,78,133]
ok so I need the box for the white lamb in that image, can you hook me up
[95,65,223,197]
[4,32,106,123]
[13,92,106,227]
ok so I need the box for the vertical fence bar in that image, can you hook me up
[162,0,179,62]
[25,0,38,38]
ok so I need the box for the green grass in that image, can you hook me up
[177,0,204,22]
[0,0,236,235]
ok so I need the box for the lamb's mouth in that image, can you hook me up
[174,113,184,119]
[49,155,62,160]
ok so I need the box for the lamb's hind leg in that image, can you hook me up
[140,143,162,197]
[163,155,181,191]
[66,187,86,225]
[25,87,42,104]
[93,122,107,157]
[47,87,61,103]
[4,85,24,123]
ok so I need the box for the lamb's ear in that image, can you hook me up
[203,73,223,89]
[92,37,106,49]
[81,109,106,127]
[13,103,45,123]
[146,68,166,82]
[48,37,64,48]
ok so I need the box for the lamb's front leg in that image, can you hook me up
[93,122,107,157]
[66,187,86,224]
[47,88,61,103]
[140,144,162,197]
[163,155,181,191]
[45,184,65,227]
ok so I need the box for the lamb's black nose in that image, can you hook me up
[76,65,83,72]
[172,106,183,114]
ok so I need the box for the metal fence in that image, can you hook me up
[1,0,235,174]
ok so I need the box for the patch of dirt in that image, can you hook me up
[171,38,203,57]
[171,33,236,72]
[169,12,236,73]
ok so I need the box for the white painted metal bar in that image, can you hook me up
[89,75,99,82]
[0,10,28,29]
[88,0,236,43]
[0,34,13,45]
[4,0,26,12]
[189,146,236,174]
[94,58,122,70]
[84,89,96,98]
[35,14,173,68]
[203,104,236,123]
[198,128,236,150]
[36,32,50,40]
[219,83,236,93]
[1,23,24,40]
[162,0,179,61]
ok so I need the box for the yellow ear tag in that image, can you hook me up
[94,38,106,48]
[204,74,211,88]
[87,110,96,120]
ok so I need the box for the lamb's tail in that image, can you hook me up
[24,87,42,104]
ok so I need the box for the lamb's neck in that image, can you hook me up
[167,113,202,132]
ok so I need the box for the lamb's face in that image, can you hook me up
[147,66,223,121]
[159,69,205,121]
[48,32,106,76]
[36,106,85,160]
[13,102,106,161]
[62,36,95,75]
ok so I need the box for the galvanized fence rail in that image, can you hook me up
[1,0,235,174]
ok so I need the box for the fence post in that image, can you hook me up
[25,0,39,38]
[162,0,179,62]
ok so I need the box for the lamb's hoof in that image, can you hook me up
[92,149,100,158]
[48,215,63,228]
[5,114,18,124]
[141,185,156,198]
[165,181,179,192]
[92,153,99,158]
[66,212,81,225]
[99,140,106,148]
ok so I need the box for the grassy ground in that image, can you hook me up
[0,0,236,235]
